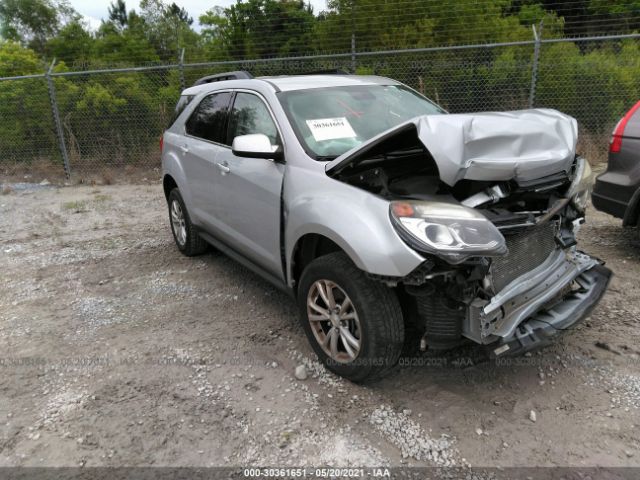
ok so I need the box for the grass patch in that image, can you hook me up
[102,238,119,249]
[93,194,112,203]
[62,200,88,213]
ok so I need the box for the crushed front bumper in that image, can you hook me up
[464,249,611,356]
[489,264,611,357]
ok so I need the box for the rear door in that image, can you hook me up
[181,91,233,232]
[212,91,285,278]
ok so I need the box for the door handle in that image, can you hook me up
[216,162,230,175]
[179,145,189,154]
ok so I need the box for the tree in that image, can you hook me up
[0,0,78,54]
[0,40,42,76]
[167,3,193,26]
[0,41,68,164]
[139,0,199,61]
[586,0,640,35]
[315,0,534,53]
[200,0,316,59]
[95,12,160,67]
[108,0,129,30]
[47,20,94,65]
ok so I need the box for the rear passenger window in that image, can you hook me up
[185,92,232,144]
[168,95,194,128]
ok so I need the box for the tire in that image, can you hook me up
[297,252,404,383]
[168,188,208,256]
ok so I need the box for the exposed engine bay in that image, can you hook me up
[328,119,610,356]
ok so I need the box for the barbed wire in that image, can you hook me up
[1,1,639,181]
[2,34,637,182]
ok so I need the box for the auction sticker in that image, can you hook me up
[306,117,357,142]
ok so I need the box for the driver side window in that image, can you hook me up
[227,93,279,145]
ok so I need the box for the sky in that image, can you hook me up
[68,0,329,31]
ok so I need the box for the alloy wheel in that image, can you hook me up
[306,279,361,363]
[170,199,187,246]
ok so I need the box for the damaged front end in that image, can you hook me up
[393,164,610,355]
[328,110,611,355]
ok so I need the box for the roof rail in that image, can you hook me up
[290,69,351,75]
[192,71,253,86]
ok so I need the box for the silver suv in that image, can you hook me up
[161,71,610,382]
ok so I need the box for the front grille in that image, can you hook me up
[490,222,558,292]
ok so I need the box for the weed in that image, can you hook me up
[93,194,112,203]
[62,200,88,213]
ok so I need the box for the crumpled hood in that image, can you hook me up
[325,108,578,186]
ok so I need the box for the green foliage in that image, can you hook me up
[94,21,160,67]
[65,72,172,162]
[0,41,58,162]
[0,0,78,54]
[588,0,640,16]
[200,0,316,59]
[47,20,94,65]
[108,0,129,29]
[0,40,43,76]
[0,0,58,49]
[314,0,528,53]
[1,1,640,173]
[536,40,640,131]
[139,0,200,62]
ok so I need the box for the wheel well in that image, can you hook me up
[292,234,343,286]
[163,174,178,200]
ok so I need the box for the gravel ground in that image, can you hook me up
[0,183,639,468]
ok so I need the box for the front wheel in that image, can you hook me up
[297,252,404,383]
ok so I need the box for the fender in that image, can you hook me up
[162,133,196,220]
[283,166,425,288]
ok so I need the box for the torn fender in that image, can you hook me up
[325,109,578,186]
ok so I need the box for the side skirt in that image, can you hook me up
[196,229,295,298]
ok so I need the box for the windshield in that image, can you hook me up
[277,85,445,159]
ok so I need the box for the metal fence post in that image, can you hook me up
[350,0,356,73]
[528,21,543,109]
[351,34,356,73]
[45,59,71,179]
[179,48,186,91]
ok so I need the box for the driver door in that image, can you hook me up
[212,91,285,279]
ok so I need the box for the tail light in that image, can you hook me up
[159,135,164,153]
[610,100,640,153]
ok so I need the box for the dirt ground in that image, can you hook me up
[0,183,639,470]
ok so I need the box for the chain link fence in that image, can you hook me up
[1,33,639,182]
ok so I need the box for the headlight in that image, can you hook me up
[566,156,593,212]
[390,201,507,264]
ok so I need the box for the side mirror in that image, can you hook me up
[232,134,283,161]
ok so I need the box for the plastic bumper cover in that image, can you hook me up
[489,263,611,357]
[592,172,637,221]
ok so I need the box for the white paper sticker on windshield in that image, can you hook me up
[306,117,357,142]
